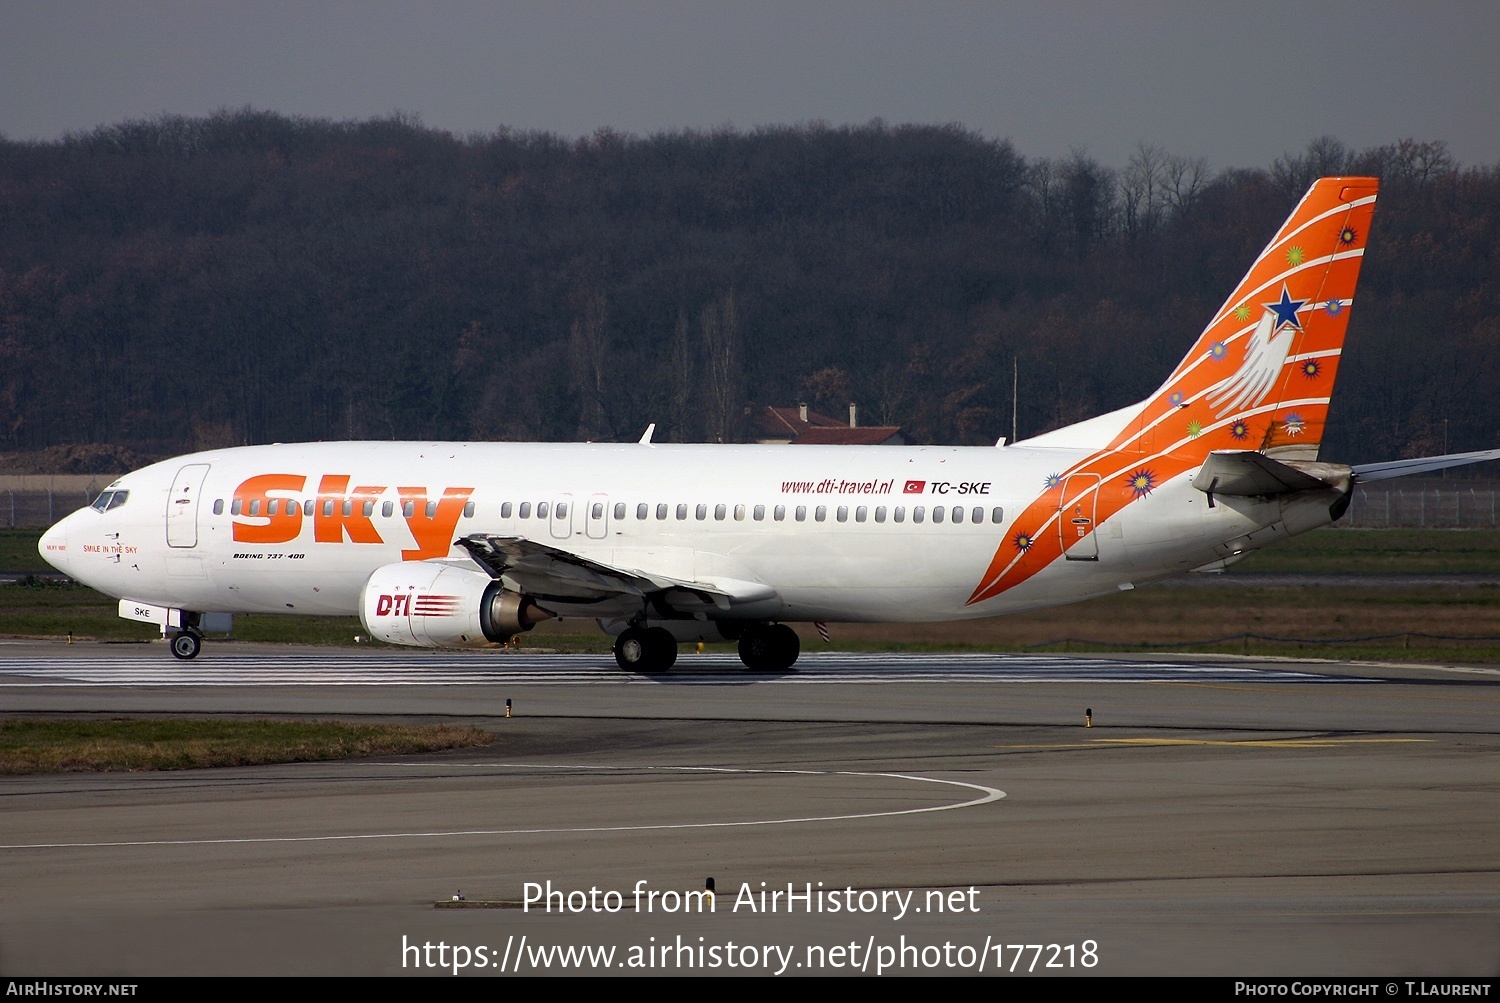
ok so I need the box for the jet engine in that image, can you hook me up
[359,562,552,648]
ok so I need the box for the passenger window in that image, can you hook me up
[734,504,746,521]
[518,502,531,518]
[464,501,475,518]
[815,506,827,522]
[538,502,550,518]
[991,507,1004,524]
[855,506,867,522]
[213,499,224,515]
[874,506,885,523]
[933,506,945,524]
[676,504,688,520]
[836,506,848,522]
[382,501,393,518]
[268,499,279,516]
[795,506,806,522]
[773,505,785,521]
[714,504,726,520]
[303,500,313,517]
[972,506,984,524]
[656,503,668,520]
[695,504,707,520]
[231,498,243,515]
[341,499,353,517]
[913,506,925,524]
[894,506,905,523]
[753,504,765,521]
[249,500,261,516]
[592,503,604,519]
[363,500,375,517]
[501,502,513,518]
[951,505,963,524]
[423,501,436,518]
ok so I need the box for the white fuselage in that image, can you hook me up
[37,440,1326,629]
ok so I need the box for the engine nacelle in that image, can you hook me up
[359,562,552,649]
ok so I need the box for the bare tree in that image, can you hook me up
[701,290,742,443]
[668,306,697,441]
[568,286,610,440]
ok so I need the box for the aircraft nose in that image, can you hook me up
[38,517,71,574]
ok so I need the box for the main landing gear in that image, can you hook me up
[613,625,679,673]
[611,621,802,673]
[169,629,203,660]
[736,622,800,671]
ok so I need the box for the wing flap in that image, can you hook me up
[456,534,776,611]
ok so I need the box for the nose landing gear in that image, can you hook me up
[169,629,203,660]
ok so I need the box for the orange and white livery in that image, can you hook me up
[38,178,1500,670]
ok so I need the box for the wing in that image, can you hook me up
[455,534,779,615]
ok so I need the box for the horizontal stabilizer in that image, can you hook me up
[1192,450,1334,497]
[1352,448,1500,482]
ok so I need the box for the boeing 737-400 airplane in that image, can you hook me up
[36,177,1500,670]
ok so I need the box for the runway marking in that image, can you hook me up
[0,651,1379,687]
[993,737,1433,750]
[0,764,1004,851]
[1094,737,1432,749]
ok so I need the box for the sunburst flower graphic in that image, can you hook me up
[1286,245,1305,266]
[1127,469,1156,498]
[1300,359,1321,379]
[1013,531,1034,553]
[1234,304,1252,322]
[1043,473,1062,489]
[1339,226,1358,245]
[1325,299,1344,316]
[1187,420,1203,438]
[1209,341,1228,361]
[1283,413,1306,436]
[1230,420,1250,440]
[1168,391,1184,407]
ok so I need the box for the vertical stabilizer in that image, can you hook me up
[1120,177,1378,462]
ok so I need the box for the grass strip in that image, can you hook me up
[0,719,493,774]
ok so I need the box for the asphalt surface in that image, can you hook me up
[2,639,1498,977]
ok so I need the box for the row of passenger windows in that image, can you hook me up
[217,495,1005,527]
[215,498,477,519]
[502,500,1006,526]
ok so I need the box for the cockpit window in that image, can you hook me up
[89,490,128,512]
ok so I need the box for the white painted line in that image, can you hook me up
[0,764,1004,851]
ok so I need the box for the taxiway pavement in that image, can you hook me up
[2,639,1497,976]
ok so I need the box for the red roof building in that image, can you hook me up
[744,403,905,445]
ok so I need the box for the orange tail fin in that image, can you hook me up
[1119,177,1378,462]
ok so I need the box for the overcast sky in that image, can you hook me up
[2,1,1496,170]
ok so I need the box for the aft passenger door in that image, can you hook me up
[1059,473,1100,561]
